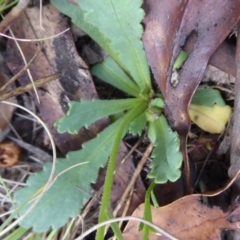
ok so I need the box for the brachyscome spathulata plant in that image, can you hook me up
[12,0,182,236]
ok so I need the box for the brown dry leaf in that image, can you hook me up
[5,4,106,154]
[143,0,240,192]
[0,0,28,34]
[0,142,20,167]
[184,36,237,80]
[123,195,240,240]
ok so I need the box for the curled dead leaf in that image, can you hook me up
[0,142,20,168]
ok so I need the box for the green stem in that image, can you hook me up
[96,102,148,240]
[142,181,155,239]
[0,0,18,13]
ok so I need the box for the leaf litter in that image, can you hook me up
[0,1,240,239]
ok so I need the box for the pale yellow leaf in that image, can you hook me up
[189,104,232,134]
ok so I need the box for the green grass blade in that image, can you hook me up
[2,227,29,240]
[55,98,144,134]
[147,115,182,183]
[91,56,140,97]
[173,50,189,70]
[139,181,156,238]
[151,191,159,208]
[105,211,124,240]
[46,229,58,240]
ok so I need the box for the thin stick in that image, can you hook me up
[0,72,60,101]
[8,28,40,103]
[118,188,133,228]
[0,28,70,42]
[113,143,153,217]
[0,48,42,93]
[120,136,143,164]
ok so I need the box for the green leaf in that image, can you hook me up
[147,115,182,183]
[173,50,189,70]
[145,98,164,122]
[13,118,123,232]
[51,0,113,59]
[55,98,144,134]
[128,113,147,135]
[151,191,159,208]
[91,56,140,97]
[51,0,152,93]
[191,88,225,107]
[139,181,155,237]
[149,98,165,109]
[105,211,124,240]
[79,0,151,92]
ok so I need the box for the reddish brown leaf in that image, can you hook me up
[184,35,237,79]
[123,195,240,240]
[143,0,240,192]
[143,0,188,95]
